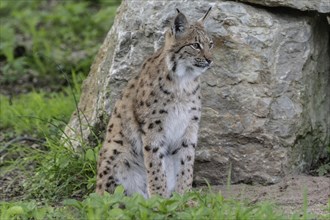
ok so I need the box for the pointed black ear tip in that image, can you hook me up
[198,6,212,23]
[176,8,181,14]
[205,6,212,16]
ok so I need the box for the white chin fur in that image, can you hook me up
[166,56,205,80]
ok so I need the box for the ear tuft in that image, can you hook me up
[173,9,188,37]
[198,6,212,24]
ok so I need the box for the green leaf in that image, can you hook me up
[114,185,125,195]
[6,206,24,216]
[108,208,125,218]
[63,199,83,209]
[85,149,95,162]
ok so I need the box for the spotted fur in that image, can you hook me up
[97,8,213,198]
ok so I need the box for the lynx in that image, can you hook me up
[96,8,213,198]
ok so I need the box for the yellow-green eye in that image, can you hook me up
[191,43,201,50]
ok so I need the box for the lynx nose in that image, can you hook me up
[205,57,212,64]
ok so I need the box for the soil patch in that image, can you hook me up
[0,169,26,202]
[212,175,330,215]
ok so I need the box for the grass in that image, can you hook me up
[0,81,98,202]
[2,187,330,220]
[1,186,326,220]
[0,0,117,213]
[0,0,120,89]
[0,86,78,137]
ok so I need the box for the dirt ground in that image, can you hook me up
[212,175,330,215]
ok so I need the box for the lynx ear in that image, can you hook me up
[173,8,188,37]
[198,7,212,25]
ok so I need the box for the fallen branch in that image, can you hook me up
[0,136,44,155]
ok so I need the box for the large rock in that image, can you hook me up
[237,0,330,13]
[64,1,330,185]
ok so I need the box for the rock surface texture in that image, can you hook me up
[65,0,330,185]
[237,0,330,13]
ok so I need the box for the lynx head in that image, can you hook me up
[165,7,213,79]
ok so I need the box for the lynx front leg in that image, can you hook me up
[142,134,168,198]
[174,140,195,194]
[174,123,198,195]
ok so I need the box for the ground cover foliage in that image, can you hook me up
[0,0,329,219]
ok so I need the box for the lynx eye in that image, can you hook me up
[191,43,201,50]
[209,41,214,49]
